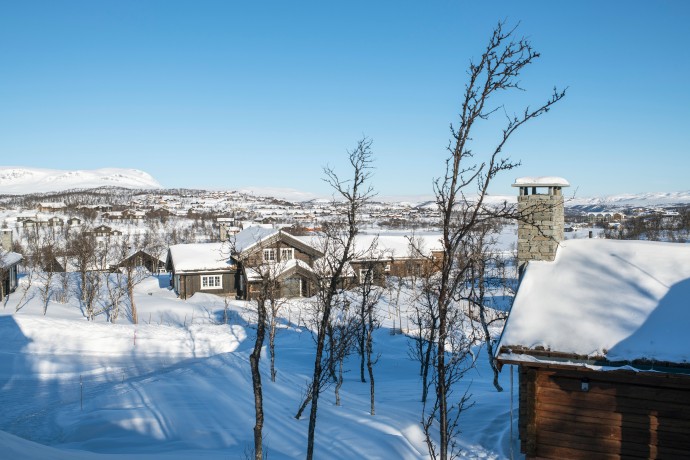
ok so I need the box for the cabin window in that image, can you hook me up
[359,268,374,283]
[201,275,222,289]
[263,248,276,262]
[280,248,294,260]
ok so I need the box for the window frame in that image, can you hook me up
[280,247,294,261]
[359,268,374,283]
[200,274,223,290]
[263,248,276,262]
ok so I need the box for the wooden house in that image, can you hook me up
[104,211,124,220]
[349,234,443,286]
[233,227,323,300]
[38,202,66,213]
[87,225,122,237]
[1,229,22,296]
[48,216,64,227]
[166,242,237,299]
[495,239,690,459]
[41,254,66,273]
[22,219,38,229]
[112,249,166,274]
[166,227,323,301]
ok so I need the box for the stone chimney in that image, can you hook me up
[0,228,12,251]
[512,177,570,274]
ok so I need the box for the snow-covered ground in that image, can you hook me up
[0,273,519,459]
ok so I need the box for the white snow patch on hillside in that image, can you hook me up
[0,167,162,194]
[567,190,690,207]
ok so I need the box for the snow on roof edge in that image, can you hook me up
[512,176,570,187]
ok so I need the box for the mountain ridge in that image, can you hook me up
[0,167,162,194]
[2,166,689,209]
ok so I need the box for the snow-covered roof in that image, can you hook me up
[497,239,690,365]
[354,234,443,259]
[0,251,22,268]
[232,227,279,253]
[296,233,443,260]
[168,243,233,272]
[512,176,570,187]
[245,258,313,282]
[232,226,320,258]
[123,248,167,264]
[39,201,66,207]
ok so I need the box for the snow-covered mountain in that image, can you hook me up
[0,167,162,194]
[567,190,690,209]
[410,191,690,210]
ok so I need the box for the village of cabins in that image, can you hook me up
[2,177,689,458]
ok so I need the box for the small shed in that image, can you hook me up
[496,239,690,458]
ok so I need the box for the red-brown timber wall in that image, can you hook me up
[519,365,690,459]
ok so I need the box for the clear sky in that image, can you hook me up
[1,1,688,200]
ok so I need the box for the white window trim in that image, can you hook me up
[359,268,374,282]
[263,248,276,262]
[280,247,294,260]
[200,274,223,290]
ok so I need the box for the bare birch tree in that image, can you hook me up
[232,231,287,460]
[68,230,97,304]
[418,21,566,459]
[358,263,382,415]
[106,238,129,323]
[331,293,359,407]
[298,137,375,460]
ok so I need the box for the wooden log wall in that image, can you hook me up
[519,365,690,459]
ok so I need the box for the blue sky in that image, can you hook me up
[1,1,688,199]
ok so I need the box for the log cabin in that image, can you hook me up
[496,177,690,458]
[297,233,443,287]
[233,226,323,300]
[112,249,166,274]
[496,239,690,458]
[166,242,237,300]
[166,226,323,300]
[0,230,22,297]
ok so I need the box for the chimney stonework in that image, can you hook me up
[0,228,12,251]
[512,177,569,273]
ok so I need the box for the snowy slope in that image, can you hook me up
[0,273,517,459]
[0,167,162,194]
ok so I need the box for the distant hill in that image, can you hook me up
[2,166,689,210]
[0,167,162,194]
[567,191,690,211]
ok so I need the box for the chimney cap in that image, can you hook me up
[512,176,570,188]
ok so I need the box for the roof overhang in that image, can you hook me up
[496,346,690,377]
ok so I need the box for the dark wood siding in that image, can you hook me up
[244,242,316,267]
[520,365,690,459]
[179,272,236,299]
[350,261,387,286]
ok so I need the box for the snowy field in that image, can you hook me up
[0,269,520,459]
